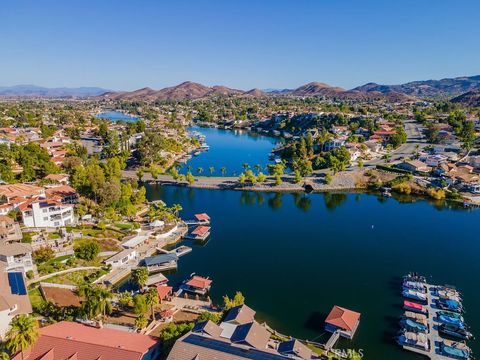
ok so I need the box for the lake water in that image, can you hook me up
[144,186,480,359]
[96,110,139,122]
[179,126,279,176]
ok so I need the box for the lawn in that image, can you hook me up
[42,269,101,286]
[28,287,45,309]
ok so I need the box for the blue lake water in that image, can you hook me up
[96,110,139,122]
[144,186,480,360]
[179,126,279,176]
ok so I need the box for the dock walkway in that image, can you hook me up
[402,282,469,360]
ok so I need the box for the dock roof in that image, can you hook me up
[194,213,210,221]
[144,253,178,266]
[325,305,361,332]
[192,226,210,236]
[186,275,212,290]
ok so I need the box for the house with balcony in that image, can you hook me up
[19,199,75,228]
[0,243,34,273]
[0,215,22,245]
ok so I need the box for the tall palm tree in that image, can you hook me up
[0,351,9,360]
[208,166,215,175]
[242,163,250,171]
[220,166,227,176]
[5,315,39,360]
[197,167,204,175]
[132,267,149,289]
[78,285,112,319]
[145,287,159,320]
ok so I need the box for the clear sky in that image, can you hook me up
[1,0,479,91]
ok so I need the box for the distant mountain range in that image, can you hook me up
[352,75,480,98]
[99,80,413,102]
[2,75,480,103]
[451,90,480,107]
[0,85,110,98]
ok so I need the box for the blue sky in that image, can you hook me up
[1,0,479,90]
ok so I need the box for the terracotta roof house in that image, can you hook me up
[45,185,78,204]
[223,304,256,325]
[397,160,432,174]
[0,270,32,340]
[12,321,160,360]
[0,184,45,202]
[325,305,361,339]
[44,174,70,184]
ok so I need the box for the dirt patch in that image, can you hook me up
[41,286,82,307]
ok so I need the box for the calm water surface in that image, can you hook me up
[145,185,480,360]
[180,126,279,176]
[96,110,139,122]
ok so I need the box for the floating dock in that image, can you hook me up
[399,277,473,359]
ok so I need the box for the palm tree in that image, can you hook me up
[132,267,149,289]
[5,315,39,360]
[208,166,215,175]
[145,287,159,320]
[242,163,250,171]
[78,284,112,319]
[253,164,262,173]
[0,352,9,360]
[220,166,227,176]
[135,315,148,331]
[197,167,204,175]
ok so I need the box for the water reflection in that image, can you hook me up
[292,193,312,213]
[268,193,283,210]
[323,193,348,211]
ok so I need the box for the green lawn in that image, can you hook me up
[28,287,45,309]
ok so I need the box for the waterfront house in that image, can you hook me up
[0,243,34,273]
[143,253,178,273]
[105,248,137,268]
[230,321,271,349]
[278,339,313,359]
[0,270,32,340]
[122,232,151,248]
[11,321,160,360]
[325,305,361,339]
[223,304,256,325]
[188,225,210,241]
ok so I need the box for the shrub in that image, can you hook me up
[74,240,100,261]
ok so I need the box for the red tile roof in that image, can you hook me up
[191,226,210,236]
[194,213,210,221]
[186,276,212,290]
[13,321,158,360]
[156,284,173,300]
[325,306,361,332]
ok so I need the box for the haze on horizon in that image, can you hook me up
[1,0,479,91]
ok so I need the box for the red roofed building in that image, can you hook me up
[12,321,160,360]
[156,284,173,301]
[194,213,210,223]
[325,306,361,339]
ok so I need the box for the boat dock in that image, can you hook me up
[399,276,473,359]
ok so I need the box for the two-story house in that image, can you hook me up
[0,243,34,273]
[19,199,75,228]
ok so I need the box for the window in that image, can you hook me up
[54,222,60,226]
[43,217,48,221]
[43,209,47,213]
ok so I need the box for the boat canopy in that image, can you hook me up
[405,319,427,332]
[404,300,423,310]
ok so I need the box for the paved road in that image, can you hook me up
[366,118,427,166]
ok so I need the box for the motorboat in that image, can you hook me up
[404,273,426,283]
[439,324,474,341]
[438,314,466,328]
[401,318,428,333]
[440,339,471,359]
[403,281,427,292]
[404,300,428,315]
[436,298,463,313]
[397,330,429,351]
[437,311,464,320]
[402,289,427,302]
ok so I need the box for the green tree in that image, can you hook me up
[0,351,9,360]
[208,166,215,175]
[220,166,227,176]
[5,315,39,360]
[145,287,159,320]
[197,167,204,175]
[74,240,100,261]
[118,291,132,310]
[325,173,333,185]
[257,172,266,183]
[135,314,148,330]
[223,291,245,311]
[461,120,476,151]
[293,170,302,183]
[133,294,148,315]
[32,246,54,263]
[132,267,149,289]
[186,171,195,185]
[238,173,246,186]
[78,285,112,319]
